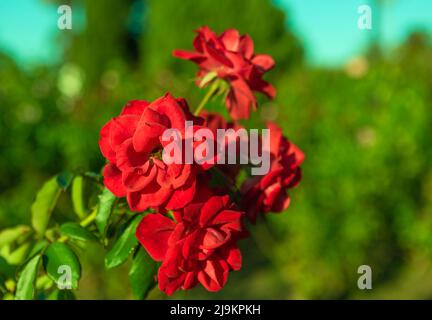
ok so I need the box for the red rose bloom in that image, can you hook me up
[173,26,276,120]
[99,93,205,212]
[240,122,304,222]
[136,190,245,295]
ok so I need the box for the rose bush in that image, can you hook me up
[4,26,303,300]
[123,27,303,293]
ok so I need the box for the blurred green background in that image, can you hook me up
[1,0,432,299]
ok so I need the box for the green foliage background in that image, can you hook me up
[1,0,432,299]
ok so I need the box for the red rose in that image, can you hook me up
[136,190,245,295]
[99,93,205,212]
[240,122,304,222]
[173,26,276,120]
[200,111,243,182]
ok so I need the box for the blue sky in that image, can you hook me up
[0,1,59,65]
[0,0,431,68]
[275,0,432,65]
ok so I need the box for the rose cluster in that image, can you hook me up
[136,184,246,294]
[174,26,276,120]
[99,26,303,295]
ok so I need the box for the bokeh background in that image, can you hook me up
[1,0,432,299]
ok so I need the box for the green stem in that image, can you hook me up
[80,208,97,228]
[194,81,220,116]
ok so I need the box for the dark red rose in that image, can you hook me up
[99,93,206,212]
[240,122,304,222]
[173,26,276,120]
[136,189,245,295]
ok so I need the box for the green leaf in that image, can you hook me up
[57,289,76,300]
[42,242,81,289]
[83,171,102,182]
[6,242,32,265]
[0,225,30,249]
[71,176,86,219]
[0,256,15,279]
[56,171,73,190]
[31,176,62,237]
[47,289,76,300]
[128,248,158,299]
[96,188,116,237]
[60,222,98,242]
[105,215,142,269]
[15,254,41,300]
[28,240,49,258]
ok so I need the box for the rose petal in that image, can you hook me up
[121,100,150,116]
[239,34,254,59]
[136,213,176,261]
[165,176,196,210]
[222,246,242,271]
[122,163,157,192]
[102,164,127,197]
[127,184,172,211]
[220,29,240,52]
[252,54,275,71]
[99,121,116,162]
